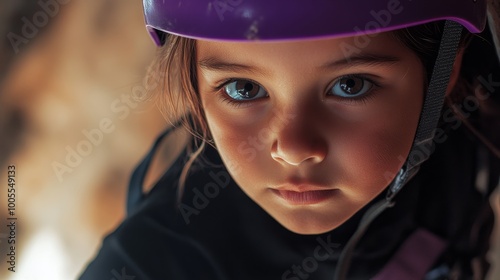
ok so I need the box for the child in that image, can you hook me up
[80,0,500,279]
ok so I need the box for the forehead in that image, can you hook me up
[195,32,409,64]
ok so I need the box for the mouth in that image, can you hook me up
[271,185,338,205]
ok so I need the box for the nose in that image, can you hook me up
[270,113,328,166]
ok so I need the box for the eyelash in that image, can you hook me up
[212,78,265,108]
[327,74,381,105]
[212,74,381,107]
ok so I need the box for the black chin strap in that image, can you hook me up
[334,20,463,280]
[387,20,464,199]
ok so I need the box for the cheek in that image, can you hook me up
[336,87,423,200]
[200,87,276,196]
[203,109,270,183]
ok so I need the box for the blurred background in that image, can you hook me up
[0,1,500,280]
[0,1,170,279]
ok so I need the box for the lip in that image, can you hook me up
[272,185,338,205]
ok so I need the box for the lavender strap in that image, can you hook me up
[371,228,447,280]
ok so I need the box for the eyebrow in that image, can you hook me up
[320,54,400,70]
[198,57,263,74]
[197,54,400,74]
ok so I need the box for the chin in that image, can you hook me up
[274,212,347,235]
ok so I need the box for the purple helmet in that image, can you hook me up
[143,0,486,45]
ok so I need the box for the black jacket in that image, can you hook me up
[79,122,498,280]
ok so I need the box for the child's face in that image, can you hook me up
[196,32,424,234]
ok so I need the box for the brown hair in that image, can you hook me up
[393,22,500,157]
[147,35,208,198]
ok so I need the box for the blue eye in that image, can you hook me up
[224,80,268,101]
[329,76,373,98]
